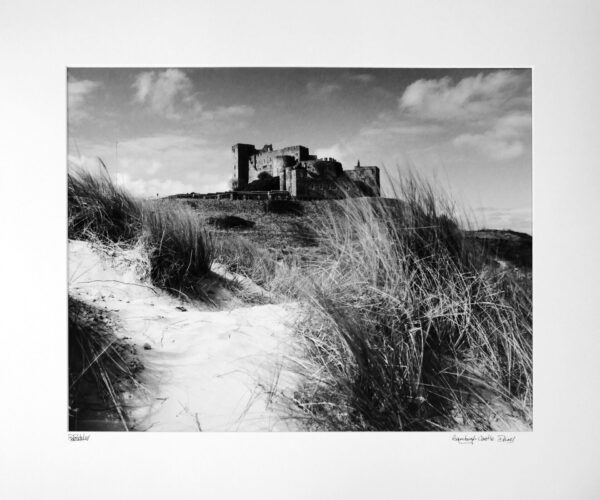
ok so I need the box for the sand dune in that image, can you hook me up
[69,240,306,431]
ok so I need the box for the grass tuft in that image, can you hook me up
[68,164,215,302]
[68,163,142,242]
[68,296,143,431]
[142,200,214,298]
[291,174,532,430]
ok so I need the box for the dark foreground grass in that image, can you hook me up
[68,167,217,428]
[290,176,532,430]
[68,296,143,431]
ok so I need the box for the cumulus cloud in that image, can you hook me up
[133,69,197,119]
[392,70,532,161]
[132,69,254,128]
[453,111,531,160]
[399,70,529,120]
[68,78,102,123]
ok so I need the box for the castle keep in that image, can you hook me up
[232,143,380,199]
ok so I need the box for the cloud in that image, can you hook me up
[68,78,102,123]
[399,70,530,121]
[393,70,533,161]
[68,133,231,197]
[315,143,351,163]
[133,69,196,119]
[453,111,531,160]
[68,152,199,197]
[132,69,255,129]
[306,81,342,100]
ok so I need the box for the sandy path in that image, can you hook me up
[69,240,306,431]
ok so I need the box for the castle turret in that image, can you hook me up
[232,143,255,189]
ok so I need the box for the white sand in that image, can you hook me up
[69,240,306,431]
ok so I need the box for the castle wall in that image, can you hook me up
[304,158,343,180]
[248,145,311,183]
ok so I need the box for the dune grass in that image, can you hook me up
[289,175,532,430]
[68,164,532,431]
[211,232,308,303]
[143,200,214,299]
[68,163,142,242]
[68,296,143,431]
[68,165,214,300]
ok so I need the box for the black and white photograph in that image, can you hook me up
[67,67,532,432]
[3,1,600,498]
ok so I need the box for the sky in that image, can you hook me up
[67,67,532,233]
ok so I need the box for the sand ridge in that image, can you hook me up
[69,240,306,431]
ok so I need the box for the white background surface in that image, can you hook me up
[1,1,599,498]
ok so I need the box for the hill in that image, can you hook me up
[69,169,532,432]
[180,197,532,269]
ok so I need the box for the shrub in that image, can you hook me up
[241,172,280,191]
[264,199,304,215]
[206,215,255,229]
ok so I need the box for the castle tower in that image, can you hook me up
[232,143,255,189]
[273,155,295,190]
[287,166,307,197]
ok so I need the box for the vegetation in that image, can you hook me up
[143,201,214,299]
[68,165,532,431]
[68,296,142,431]
[290,176,532,430]
[68,163,142,242]
[263,199,304,215]
[68,165,214,300]
[206,215,255,229]
[238,171,280,192]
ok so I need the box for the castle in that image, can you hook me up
[232,143,380,199]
